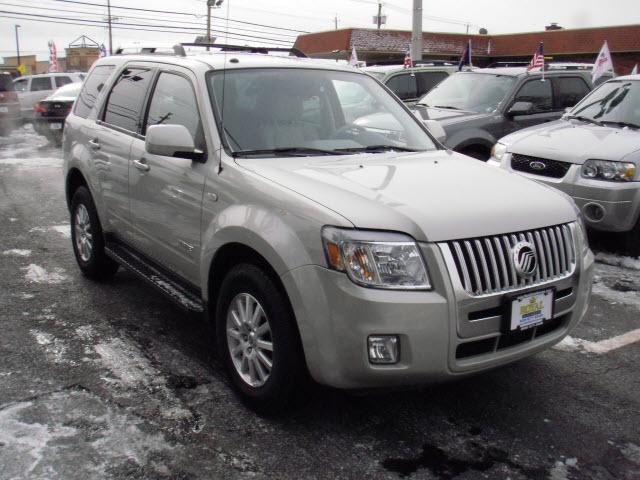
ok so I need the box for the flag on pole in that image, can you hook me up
[48,41,58,73]
[527,42,545,71]
[631,64,638,75]
[99,44,108,58]
[592,41,614,83]
[403,46,412,69]
[348,46,358,67]
[458,40,471,71]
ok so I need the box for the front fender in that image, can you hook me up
[446,128,496,152]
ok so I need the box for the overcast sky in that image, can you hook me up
[1,0,638,61]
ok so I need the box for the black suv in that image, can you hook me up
[0,72,21,136]
[412,65,611,160]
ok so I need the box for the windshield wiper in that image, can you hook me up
[565,115,603,126]
[433,105,461,110]
[337,145,418,153]
[233,147,349,157]
[600,120,640,130]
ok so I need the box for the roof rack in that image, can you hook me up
[174,43,307,58]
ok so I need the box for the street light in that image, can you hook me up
[206,0,224,51]
[14,25,21,75]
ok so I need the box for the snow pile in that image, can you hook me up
[595,252,640,270]
[3,249,31,257]
[29,329,75,365]
[22,264,68,284]
[554,330,640,354]
[51,225,71,239]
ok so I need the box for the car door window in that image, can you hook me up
[30,77,52,92]
[514,79,553,113]
[75,65,114,118]
[14,78,28,92]
[415,72,449,97]
[144,72,204,150]
[55,76,73,88]
[103,67,154,133]
[386,73,418,100]
[553,77,590,110]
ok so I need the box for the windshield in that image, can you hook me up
[207,68,437,156]
[568,80,640,128]
[418,72,516,113]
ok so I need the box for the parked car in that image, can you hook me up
[33,82,82,146]
[0,72,21,136]
[63,46,593,412]
[363,63,458,105]
[490,75,640,255]
[412,65,611,160]
[13,72,85,120]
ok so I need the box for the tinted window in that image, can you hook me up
[415,71,448,97]
[514,79,553,113]
[31,77,52,92]
[14,78,28,92]
[75,65,114,118]
[554,77,590,110]
[103,68,154,132]
[145,72,204,150]
[55,76,73,88]
[385,74,417,100]
[0,75,14,92]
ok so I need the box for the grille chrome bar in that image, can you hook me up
[444,224,576,296]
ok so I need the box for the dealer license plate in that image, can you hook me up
[509,289,554,331]
[49,123,62,130]
[0,106,8,113]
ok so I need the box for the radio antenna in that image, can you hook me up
[217,0,230,174]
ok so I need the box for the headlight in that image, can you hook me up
[582,159,636,182]
[491,142,508,162]
[322,227,431,290]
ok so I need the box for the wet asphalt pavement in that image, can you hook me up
[1,125,639,480]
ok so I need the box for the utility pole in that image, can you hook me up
[377,3,382,29]
[335,14,338,30]
[107,0,113,55]
[411,0,423,64]
[14,24,21,72]
[206,0,212,51]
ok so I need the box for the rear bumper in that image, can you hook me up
[281,241,593,389]
[33,117,67,135]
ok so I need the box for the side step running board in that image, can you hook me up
[105,241,204,313]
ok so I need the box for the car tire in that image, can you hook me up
[460,146,490,161]
[70,186,119,280]
[215,263,306,413]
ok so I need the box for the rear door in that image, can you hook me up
[128,68,207,284]
[552,76,591,111]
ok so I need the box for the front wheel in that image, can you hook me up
[216,263,305,413]
[70,186,119,280]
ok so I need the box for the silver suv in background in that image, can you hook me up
[63,44,593,412]
[491,75,640,256]
[13,72,85,120]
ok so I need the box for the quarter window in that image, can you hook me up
[75,65,115,118]
[514,80,553,113]
[386,74,418,100]
[145,72,204,150]
[55,76,73,88]
[553,77,590,110]
[31,77,52,92]
[103,68,154,132]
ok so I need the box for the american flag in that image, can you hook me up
[527,42,544,71]
[403,47,412,69]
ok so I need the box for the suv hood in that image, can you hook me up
[502,119,640,164]
[412,105,490,126]
[236,150,576,242]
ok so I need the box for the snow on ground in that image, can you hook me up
[0,125,60,169]
[50,225,71,238]
[593,252,640,310]
[595,252,640,271]
[2,249,32,257]
[29,330,75,366]
[22,264,68,284]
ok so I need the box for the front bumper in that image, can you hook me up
[281,241,593,389]
[499,154,640,233]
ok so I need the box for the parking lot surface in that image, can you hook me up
[1,126,639,480]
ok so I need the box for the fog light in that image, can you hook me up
[368,335,399,364]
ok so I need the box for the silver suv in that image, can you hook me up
[63,44,594,411]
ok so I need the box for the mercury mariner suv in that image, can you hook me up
[62,44,594,411]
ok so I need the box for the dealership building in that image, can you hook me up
[293,24,640,74]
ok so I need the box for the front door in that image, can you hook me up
[128,70,207,285]
[503,78,561,136]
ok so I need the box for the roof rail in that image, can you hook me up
[114,46,178,55]
[174,43,307,58]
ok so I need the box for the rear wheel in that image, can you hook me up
[216,263,305,413]
[70,186,119,280]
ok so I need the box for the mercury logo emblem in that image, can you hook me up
[529,161,547,170]
[512,241,537,278]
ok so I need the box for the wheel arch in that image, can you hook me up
[65,167,89,211]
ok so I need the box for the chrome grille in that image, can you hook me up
[443,224,576,296]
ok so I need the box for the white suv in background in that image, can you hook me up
[13,72,85,120]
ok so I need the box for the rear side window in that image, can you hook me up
[14,78,28,92]
[145,72,204,150]
[31,77,52,92]
[514,79,553,113]
[415,71,449,97]
[386,73,418,100]
[55,76,73,88]
[103,68,154,132]
[553,77,590,110]
[0,75,14,92]
[75,65,115,118]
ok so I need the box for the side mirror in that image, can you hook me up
[507,101,533,117]
[423,119,447,143]
[145,124,204,161]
